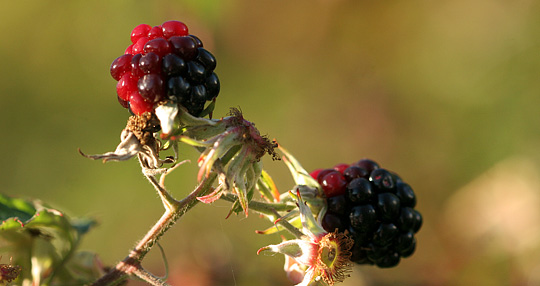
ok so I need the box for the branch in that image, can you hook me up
[90,172,218,286]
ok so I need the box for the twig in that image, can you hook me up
[90,172,218,286]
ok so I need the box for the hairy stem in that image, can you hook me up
[91,172,217,286]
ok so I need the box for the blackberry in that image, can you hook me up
[110,20,220,116]
[311,159,422,268]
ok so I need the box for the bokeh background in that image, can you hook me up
[2,1,540,285]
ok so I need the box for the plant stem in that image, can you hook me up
[220,193,295,215]
[90,172,217,286]
[220,193,303,238]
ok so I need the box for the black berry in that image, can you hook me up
[111,21,220,116]
[313,159,422,267]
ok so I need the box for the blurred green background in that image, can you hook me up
[2,0,540,285]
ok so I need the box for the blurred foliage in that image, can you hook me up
[1,0,539,285]
[0,194,100,285]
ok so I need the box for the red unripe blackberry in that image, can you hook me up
[111,21,220,116]
[132,37,149,54]
[110,54,133,80]
[129,91,153,115]
[313,159,422,268]
[320,170,347,198]
[116,73,137,101]
[131,24,152,44]
[333,163,350,174]
[162,20,189,38]
[148,25,164,40]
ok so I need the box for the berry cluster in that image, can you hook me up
[310,159,422,268]
[110,21,220,116]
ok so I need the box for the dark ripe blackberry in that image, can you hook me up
[355,159,379,173]
[197,48,217,71]
[396,182,417,207]
[343,166,368,181]
[162,54,187,76]
[375,251,400,268]
[349,241,373,265]
[373,223,398,245]
[205,72,220,100]
[400,239,416,258]
[347,178,374,204]
[411,210,423,233]
[130,54,144,78]
[376,193,400,222]
[143,38,171,56]
[395,231,415,254]
[349,205,377,232]
[167,76,191,99]
[187,61,207,83]
[138,74,164,102]
[139,52,161,74]
[169,36,198,60]
[370,168,395,192]
[327,195,349,216]
[189,34,203,47]
[322,212,346,233]
[191,85,207,103]
[315,159,421,267]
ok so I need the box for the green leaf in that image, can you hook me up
[0,194,100,285]
[0,195,36,222]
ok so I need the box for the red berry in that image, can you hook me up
[132,37,149,54]
[310,168,323,180]
[148,25,164,40]
[124,44,134,55]
[116,74,138,101]
[316,169,334,184]
[117,95,129,109]
[129,91,154,115]
[143,38,171,56]
[130,54,144,78]
[110,54,133,81]
[131,24,152,44]
[320,171,347,197]
[162,20,188,38]
[333,163,350,174]
[139,52,161,74]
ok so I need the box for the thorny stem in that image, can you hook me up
[90,172,218,286]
